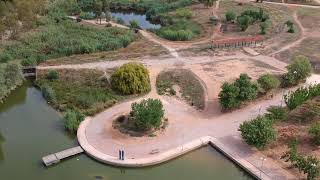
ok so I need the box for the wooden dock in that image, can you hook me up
[42,146,84,166]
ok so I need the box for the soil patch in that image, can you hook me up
[112,114,168,137]
[156,69,205,110]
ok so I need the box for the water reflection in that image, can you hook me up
[0,82,28,113]
[111,11,161,29]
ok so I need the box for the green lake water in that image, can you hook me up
[0,83,254,180]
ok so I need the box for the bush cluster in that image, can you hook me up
[257,74,280,92]
[219,74,258,110]
[284,84,320,110]
[130,98,164,131]
[265,106,288,122]
[41,84,57,103]
[231,8,269,31]
[46,70,59,81]
[63,109,85,133]
[0,62,24,103]
[282,56,312,87]
[79,11,95,20]
[111,63,151,95]
[239,116,276,148]
[176,8,193,19]
[282,140,320,180]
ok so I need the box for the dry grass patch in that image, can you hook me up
[297,7,320,31]
[156,69,205,110]
[277,37,320,73]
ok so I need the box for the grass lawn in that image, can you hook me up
[156,69,205,110]
[35,69,134,116]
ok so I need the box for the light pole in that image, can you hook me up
[260,157,267,178]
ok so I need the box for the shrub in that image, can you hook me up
[237,15,251,31]
[285,20,295,33]
[309,122,320,145]
[41,84,56,103]
[239,116,276,148]
[283,56,312,87]
[257,74,280,92]
[265,106,287,122]
[260,21,268,35]
[129,20,140,29]
[116,17,125,25]
[79,11,95,20]
[234,74,258,101]
[63,109,85,133]
[46,70,59,81]
[111,62,151,95]
[176,8,193,19]
[219,82,241,110]
[282,141,320,180]
[21,59,37,66]
[130,98,164,131]
[285,87,310,110]
[225,10,236,22]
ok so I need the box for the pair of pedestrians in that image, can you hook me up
[119,150,125,160]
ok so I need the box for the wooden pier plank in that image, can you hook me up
[42,146,83,167]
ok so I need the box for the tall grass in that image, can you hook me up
[0,18,135,64]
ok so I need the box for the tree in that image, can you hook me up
[234,74,258,101]
[283,56,312,87]
[111,62,151,95]
[285,20,295,33]
[260,21,268,35]
[257,73,280,92]
[239,116,276,148]
[131,98,164,131]
[219,82,241,110]
[63,109,85,133]
[237,15,251,31]
[225,10,236,22]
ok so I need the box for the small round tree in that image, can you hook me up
[111,62,151,95]
[239,116,276,148]
[225,10,236,22]
[131,98,164,131]
[283,56,312,87]
[257,73,280,92]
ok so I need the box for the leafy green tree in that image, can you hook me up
[234,74,258,101]
[225,10,236,22]
[111,62,151,95]
[239,116,276,148]
[257,73,280,92]
[260,21,268,35]
[63,109,85,133]
[219,82,241,110]
[131,98,164,131]
[309,122,320,145]
[237,15,251,31]
[283,56,312,87]
[285,20,295,33]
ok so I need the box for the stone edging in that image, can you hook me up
[77,117,271,180]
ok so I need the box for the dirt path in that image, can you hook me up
[271,11,306,55]
[263,0,320,8]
